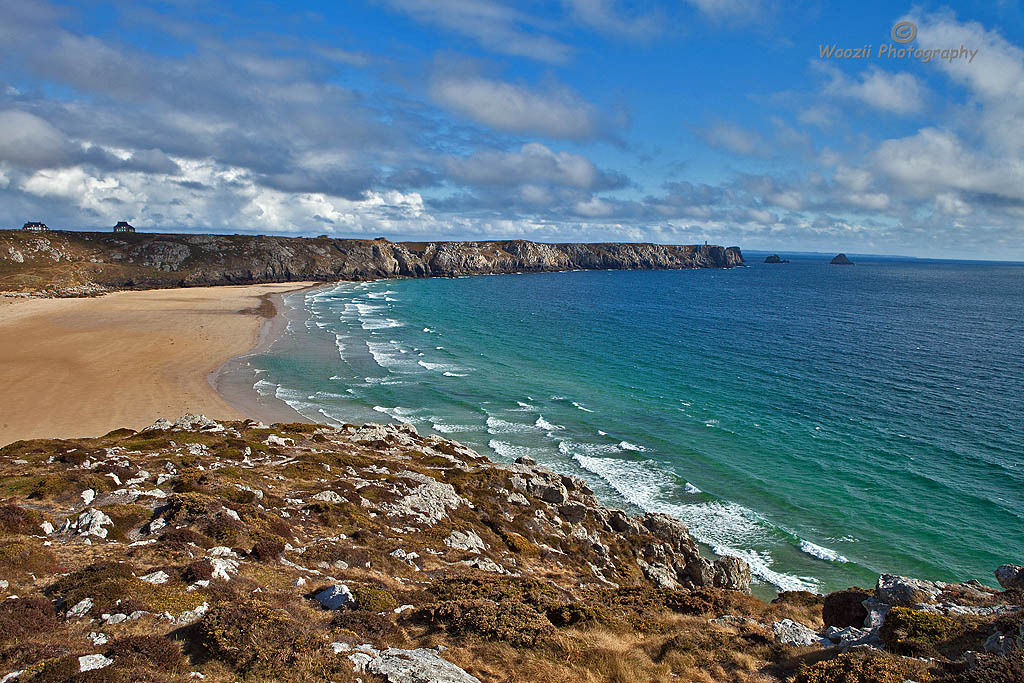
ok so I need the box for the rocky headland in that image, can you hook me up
[0,417,1021,682]
[0,231,744,296]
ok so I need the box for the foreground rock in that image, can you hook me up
[0,417,1019,682]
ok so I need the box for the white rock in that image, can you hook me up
[315,584,354,610]
[81,489,95,505]
[140,570,170,584]
[40,520,54,535]
[772,619,826,647]
[89,632,108,646]
[67,597,94,619]
[103,613,127,624]
[207,546,237,557]
[75,508,113,538]
[366,648,481,682]
[210,557,239,581]
[265,434,292,447]
[311,490,344,503]
[444,529,488,554]
[78,654,114,672]
[293,577,307,587]
[0,671,23,683]
[0,580,8,591]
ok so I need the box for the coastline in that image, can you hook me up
[0,282,316,446]
[208,284,327,426]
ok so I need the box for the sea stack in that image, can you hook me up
[830,253,853,265]
[764,254,789,264]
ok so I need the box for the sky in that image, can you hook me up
[1,1,1023,259]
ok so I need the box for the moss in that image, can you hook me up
[0,597,58,646]
[350,585,399,612]
[50,561,207,615]
[795,652,932,683]
[879,606,956,653]
[199,600,327,676]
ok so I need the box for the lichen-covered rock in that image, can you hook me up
[365,647,481,682]
[995,564,1024,591]
[772,619,826,647]
[316,584,354,610]
[875,574,944,606]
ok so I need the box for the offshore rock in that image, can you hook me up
[830,253,854,265]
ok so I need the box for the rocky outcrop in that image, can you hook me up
[764,254,789,263]
[830,253,854,265]
[0,230,743,294]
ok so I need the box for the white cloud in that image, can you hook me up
[574,196,613,217]
[446,142,607,189]
[564,0,661,38]
[0,110,69,167]
[431,76,600,139]
[820,65,928,115]
[696,122,766,156]
[686,0,762,21]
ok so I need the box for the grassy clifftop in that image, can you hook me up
[0,230,744,295]
[0,418,1020,681]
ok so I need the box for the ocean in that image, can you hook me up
[240,253,1024,595]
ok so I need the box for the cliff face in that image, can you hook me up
[0,230,743,293]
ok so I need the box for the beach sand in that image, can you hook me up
[0,283,316,446]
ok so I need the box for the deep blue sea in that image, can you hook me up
[245,253,1024,594]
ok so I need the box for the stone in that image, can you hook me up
[875,574,944,606]
[822,588,871,628]
[514,455,536,466]
[174,414,224,432]
[67,597,94,619]
[366,647,481,682]
[772,619,826,647]
[712,556,752,592]
[382,475,467,526]
[209,557,239,581]
[265,434,292,447]
[139,570,170,584]
[444,529,487,554]
[40,520,54,535]
[994,564,1024,591]
[311,490,344,503]
[78,654,114,672]
[861,597,892,629]
[315,584,354,610]
[81,488,95,505]
[76,508,113,538]
[558,502,587,524]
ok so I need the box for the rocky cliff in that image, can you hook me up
[0,231,744,295]
[0,418,1020,682]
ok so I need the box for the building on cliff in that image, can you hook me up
[22,221,49,231]
[113,221,136,233]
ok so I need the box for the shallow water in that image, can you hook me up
[243,255,1024,593]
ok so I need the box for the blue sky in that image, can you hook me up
[1,1,1023,258]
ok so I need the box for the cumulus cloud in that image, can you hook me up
[445,142,625,190]
[431,76,601,139]
[695,122,767,156]
[819,64,928,115]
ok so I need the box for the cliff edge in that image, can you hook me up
[0,231,744,295]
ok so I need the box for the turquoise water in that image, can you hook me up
[248,255,1024,594]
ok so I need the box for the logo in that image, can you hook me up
[817,19,978,64]
[891,21,917,44]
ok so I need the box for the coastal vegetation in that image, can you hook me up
[0,416,1019,681]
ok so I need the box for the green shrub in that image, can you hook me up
[350,585,398,612]
[879,606,956,653]
[795,652,931,683]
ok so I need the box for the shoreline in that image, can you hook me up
[0,282,317,446]
[208,284,329,426]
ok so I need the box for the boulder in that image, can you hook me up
[822,588,871,628]
[365,647,481,682]
[772,619,825,647]
[444,529,487,554]
[315,584,354,610]
[78,654,114,672]
[712,556,751,592]
[311,490,344,504]
[994,564,1024,591]
[875,574,944,606]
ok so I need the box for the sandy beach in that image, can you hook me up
[0,282,316,446]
